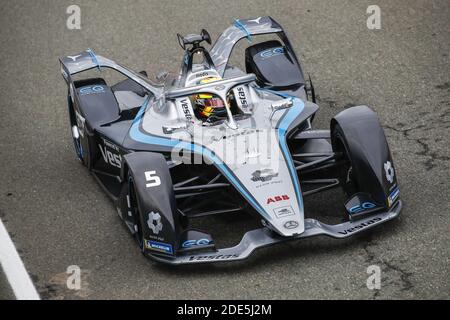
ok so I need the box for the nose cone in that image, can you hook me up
[208,130,305,237]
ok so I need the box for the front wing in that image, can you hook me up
[147,200,402,265]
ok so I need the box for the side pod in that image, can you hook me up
[121,152,182,256]
[331,106,398,207]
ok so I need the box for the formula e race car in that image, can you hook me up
[59,17,401,264]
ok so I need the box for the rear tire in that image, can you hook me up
[68,95,94,169]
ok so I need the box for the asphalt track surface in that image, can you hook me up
[0,0,449,299]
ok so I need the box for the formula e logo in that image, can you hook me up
[260,47,285,59]
[267,195,289,204]
[182,239,212,248]
[147,211,163,235]
[349,202,377,214]
[98,144,121,168]
[384,161,395,184]
[79,85,105,95]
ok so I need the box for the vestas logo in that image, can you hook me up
[237,87,248,108]
[98,144,121,168]
[188,254,239,262]
[338,217,382,235]
[180,99,193,121]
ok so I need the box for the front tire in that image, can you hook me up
[126,174,145,252]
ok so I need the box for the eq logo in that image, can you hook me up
[260,47,285,59]
[79,85,105,95]
[267,195,290,204]
[349,202,377,214]
[182,239,212,248]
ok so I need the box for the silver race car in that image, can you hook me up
[59,17,401,264]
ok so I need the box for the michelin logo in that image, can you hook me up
[145,240,173,254]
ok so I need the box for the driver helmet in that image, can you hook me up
[194,77,227,121]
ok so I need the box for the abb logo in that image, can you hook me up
[267,195,290,204]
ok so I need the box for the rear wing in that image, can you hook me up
[210,16,306,88]
[59,49,163,96]
[210,16,291,76]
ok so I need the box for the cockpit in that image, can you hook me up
[150,24,305,130]
[187,76,253,126]
[161,30,258,128]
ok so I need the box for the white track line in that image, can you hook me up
[0,218,40,300]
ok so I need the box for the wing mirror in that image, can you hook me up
[269,98,294,120]
[177,29,211,50]
[156,71,169,83]
[162,121,193,136]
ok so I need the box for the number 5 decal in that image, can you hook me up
[144,171,161,188]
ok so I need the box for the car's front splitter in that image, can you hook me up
[147,200,402,265]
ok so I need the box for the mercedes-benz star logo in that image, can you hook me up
[284,220,299,229]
